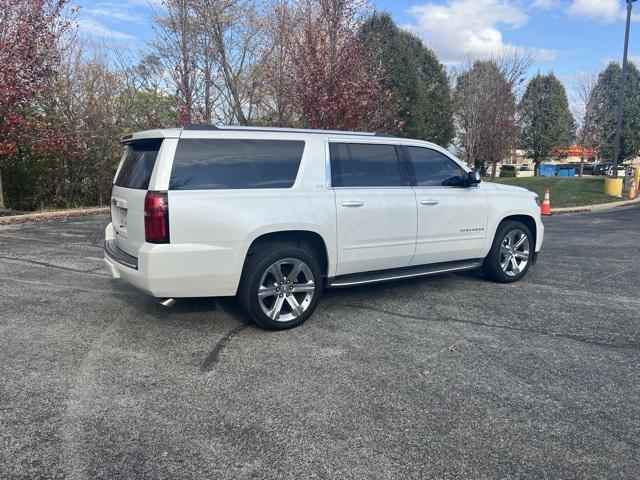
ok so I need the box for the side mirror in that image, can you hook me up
[467,171,481,186]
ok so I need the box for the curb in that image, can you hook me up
[0,206,109,226]
[552,197,640,214]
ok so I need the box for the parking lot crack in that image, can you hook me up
[336,303,640,351]
[202,322,250,372]
[0,255,108,277]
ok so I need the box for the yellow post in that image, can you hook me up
[604,177,624,197]
[634,166,640,189]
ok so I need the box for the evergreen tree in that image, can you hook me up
[590,61,640,162]
[358,13,454,146]
[518,73,575,175]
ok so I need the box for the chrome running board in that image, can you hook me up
[328,259,483,288]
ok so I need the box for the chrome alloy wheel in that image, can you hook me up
[258,258,316,322]
[499,229,530,277]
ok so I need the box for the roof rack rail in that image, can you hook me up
[373,132,396,137]
[183,124,220,130]
[181,124,391,136]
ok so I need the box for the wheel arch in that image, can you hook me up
[497,214,537,250]
[244,229,330,277]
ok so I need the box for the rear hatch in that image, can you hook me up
[111,138,163,257]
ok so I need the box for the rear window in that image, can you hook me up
[169,139,305,190]
[115,139,163,189]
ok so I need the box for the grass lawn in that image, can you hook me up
[490,177,623,208]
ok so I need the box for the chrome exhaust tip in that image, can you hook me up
[159,298,176,308]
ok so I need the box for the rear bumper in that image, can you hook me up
[104,222,243,298]
[104,240,138,270]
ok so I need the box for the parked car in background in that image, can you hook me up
[104,125,544,330]
[578,163,596,175]
[605,164,627,177]
[499,165,518,177]
[593,163,609,176]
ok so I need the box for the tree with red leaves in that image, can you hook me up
[0,0,70,208]
[288,0,393,131]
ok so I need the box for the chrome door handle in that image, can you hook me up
[420,199,439,205]
[341,201,364,207]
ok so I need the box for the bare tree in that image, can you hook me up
[150,0,202,124]
[193,0,266,125]
[257,0,296,126]
[493,46,535,99]
[572,70,600,175]
[452,59,486,169]
[453,49,533,178]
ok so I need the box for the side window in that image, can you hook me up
[350,144,402,187]
[169,139,304,190]
[406,147,467,187]
[329,143,354,187]
[329,143,402,187]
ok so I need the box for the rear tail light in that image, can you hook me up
[144,191,170,243]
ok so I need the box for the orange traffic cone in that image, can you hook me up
[540,188,552,216]
[629,181,637,199]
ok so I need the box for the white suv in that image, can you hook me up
[104,125,543,330]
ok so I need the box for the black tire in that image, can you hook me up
[238,243,323,330]
[482,220,533,283]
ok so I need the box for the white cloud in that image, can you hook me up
[531,0,561,9]
[536,48,559,61]
[83,7,146,24]
[567,0,621,23]
[129,0,165,5]
[77,18,135,40]
[404,0,554,64]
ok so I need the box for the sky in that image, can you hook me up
[75,0,640,88]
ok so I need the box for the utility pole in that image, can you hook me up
[612,0,636,178]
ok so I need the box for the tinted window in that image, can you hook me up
[329,143,353,187]
[170,139,305,190]
[329,143,401,187]
[115,139,162,189]
[350,144,401,187]
[407,147,467,186]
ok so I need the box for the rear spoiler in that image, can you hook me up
[120,129,182,144]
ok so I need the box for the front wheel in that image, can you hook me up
[238,244,322,330]
[482,221,533,283]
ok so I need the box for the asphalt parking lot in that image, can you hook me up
[1,207,639,479]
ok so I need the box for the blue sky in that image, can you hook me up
[76,0,639,87]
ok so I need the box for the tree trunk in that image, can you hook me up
[534,157,541,176]
[0,169,5,209]
[490,159,498,180]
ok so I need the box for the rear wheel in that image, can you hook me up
[482,221,533,283]
[238,244,322,330]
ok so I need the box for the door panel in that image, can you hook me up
[411,186,488,265]
[334,188,417,276]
